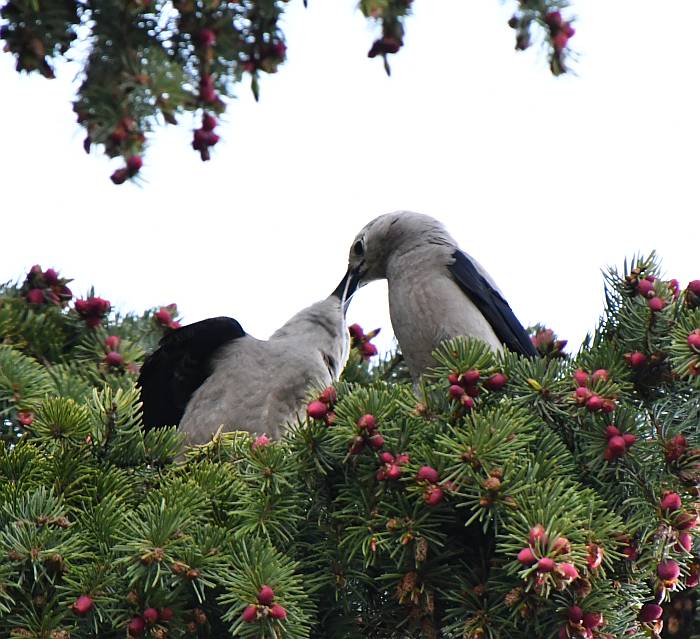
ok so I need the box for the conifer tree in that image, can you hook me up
[0,0,576,183]
[1,256,700,639]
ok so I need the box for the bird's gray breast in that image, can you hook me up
[179,337,330,445]
[387,259,502,382]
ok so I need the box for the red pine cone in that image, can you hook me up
[416,466,439,483]
[128,616,146,636]
[385,464,402,480]
[626,351,647,368]
[657,559,680,582]
[252,434,270,449]
[357,414,377,430]
[606,435,626,457]
[126,155,143,176]
[591,369,609,382]
[26,288,45,304]
[536,557,555,573]
[143,608,159,624]
[449,384,465,400]
[517,547,536,565]
[639,603,663,622]
[568,605,583,624]
[485,372,507,391]
[676,532,693,553]
[368,434,385,449]
[460,394,475,410]
[529,524,548,547]
[637,278,655,297]
[585,395,604,412]
[242,604,258,622]
[648,296,666,312]
[461,369,480,386]
[269,603,287,620]
[306,401,327,420]
[72,595,94,615]
[319,386,337,405]
[582,612,604,629]
[688,331,700,351]
[105,351,124,367]
[110,167,129,185]
[423,484,444,506]
[573,369,589,387]
[257,585,275,605]
[660,492,682,512]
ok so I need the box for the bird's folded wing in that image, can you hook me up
[447,250,537,357]
[138,316,246,428]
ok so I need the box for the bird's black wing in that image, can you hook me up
[447,250,538,357]
[138,316,246,429]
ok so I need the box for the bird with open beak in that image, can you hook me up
[347,211,537,384]
[138,268,359,444]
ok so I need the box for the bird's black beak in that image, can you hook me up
[332,267,362,313]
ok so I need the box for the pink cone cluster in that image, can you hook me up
[75,296,111,328]
[376,450,409,481]
[572,368,616,414]
[349,323,380,360]
[559,605,604,639]
[127,606,174,636]
[602,424,636,461]
[192,112,220,161]
[242,584,287,623]
[22,264,73,307]
[349,412,386,454]
[447,368,508,410]
[252,434,270,449]
[634,275,675,312]
[516,524,579,593]
[154,304,180,330]
[306,386,338,427]
[416,466,444,506]
[656,491,699,565]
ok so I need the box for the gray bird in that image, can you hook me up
[138,271,357,444]
[347,211,537,383]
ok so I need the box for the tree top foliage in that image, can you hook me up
[0,0,576,183]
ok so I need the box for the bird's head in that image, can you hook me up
[348,211,454,285]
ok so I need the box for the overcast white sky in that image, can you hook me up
[1,1,699,354]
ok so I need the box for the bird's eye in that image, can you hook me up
[353,240,364,257]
